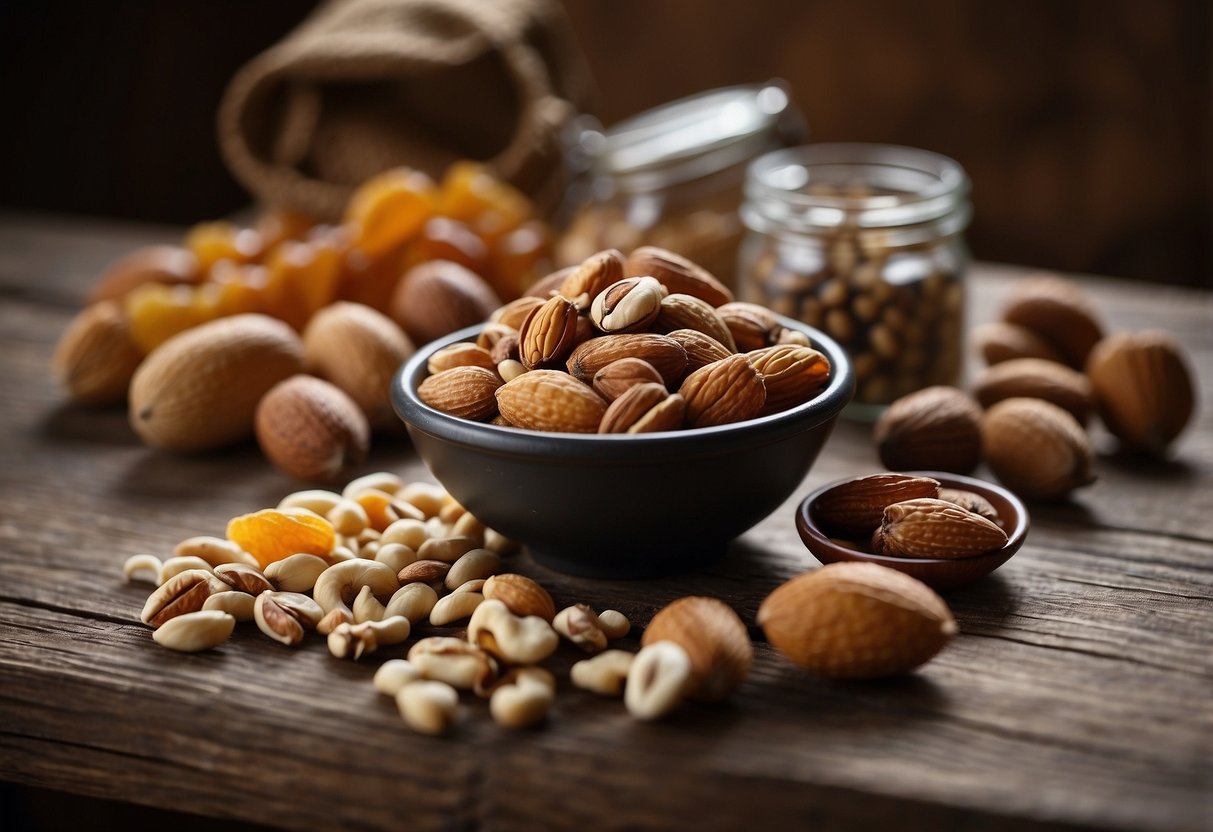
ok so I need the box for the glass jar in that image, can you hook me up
[739,143,971,417]
[556,82,806,288]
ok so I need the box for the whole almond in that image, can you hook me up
[418,366,503,421]
[518,295,579,369]
[629,394,686,433]
[746,345,831,414]
[874,386,983,474]
[654,294,737,350]
[591,357,665,402]
[303,302,415,431]
[390,260,501,345]
[496,370,607,433]
[482,574,556,621]
[255,375,370,481]
[678,354,766,428]
[982,397,1095,500]
[937,488,1000,522]
[567,333,687,385]
[491,296,545,330]
[1085,330,1195,454]
[560,249,625,309]
[526,266,575,299]
[1001,274,1104,369]
[972,357,1094,424]
[757,562,956,679]
[972,321,1064,366]
[814,474,941,537]
[598,382,680,433]
[427,342,496,375]
[716,302,779,351]
[642,596,751,701]
[877,497,1009,559]
[624,246,733,307]
[129,314,304,451]
[53,300,144,405]
[665,329,733,373]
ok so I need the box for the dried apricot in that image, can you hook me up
[438,162,532,242]
[344,167,437,257]
[487,220,552,301]
[263,239,343,329]
[226,507,335,568]
[210,262,267,317]
[89,245,202,304]
[256,208,317,251]
[125,283,220,353]
[354,489,401,532]
[336,245,407,313]
[185,221,264,272]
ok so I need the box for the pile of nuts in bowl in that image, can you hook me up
[417,246,833,433]
[125,470,960,734]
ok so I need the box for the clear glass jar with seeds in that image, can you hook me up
[739,144,971,418]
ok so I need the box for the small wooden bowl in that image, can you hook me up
[795,471,1029,591]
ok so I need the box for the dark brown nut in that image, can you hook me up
[417,366,502,421]
[814,474,942,537]
[489,333,520,364]
[426,342,496,375]
[937,488,999,522]
[972,321,1064,366]
[874,386,983,474]
[518,295,580,369]
[678,354,766,428]
[624,246,733,307]
[716,302,779,351]
[1001,274,1104,369]
[746,345,831,414]
[972,357,1094,425]
[590,277,666,333]
[476,321,519,351]
[560,249,625,309]
[567,333,687,385]
[391,260,501,345]
[982,397,1095,500]
[141,569,230,628]
[591,357,665,402]
[212,563,274,596]
[654,294,737,351]
[665,329,733,373]
[598,383,682,433]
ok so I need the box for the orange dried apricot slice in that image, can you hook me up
[226,508,335,568]
[125,283,221,353]
[185,221,264,272]
[263,239,343,329]
[438,161,532,242]
[344,167,437,257]
[354,490,400,533]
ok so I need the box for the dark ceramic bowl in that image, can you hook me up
[796,471,1029,591]
[393,318,854,578]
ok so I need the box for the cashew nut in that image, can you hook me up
[172,535,259,567]
[625,640,693,721]
[278,489,342,515]
[374,542,417,574]
[468,599,559,666]
[373,659,421,696]
[342,471,404,499]
[123,554,162,586]
[395,482,447,518]
[203,590,256,622]
[312,559,399,633]
[452,579,486,594]
[380,518,428,550]
[553,604,608,653]
[408,637,498,691]
[152,610,235,653]
[451,511,486,544]
[444,549,501,591]
[352,584,387,623]
[396,679,458,736]
[418,535,479,564]
[327,616,411,660]
[328,545,357,563]
[264,553,329,593]
[489,667,556,729]
[428,591,484,626]
[483,528,520,556]
[597,609,632,640]
[571,650,635,696]
[327,498,369,536]
[384,583,438,623]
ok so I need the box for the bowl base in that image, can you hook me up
[528,543,728,580]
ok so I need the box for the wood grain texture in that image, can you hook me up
[1,213,1211,830]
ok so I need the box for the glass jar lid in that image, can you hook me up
[572,81,802,193]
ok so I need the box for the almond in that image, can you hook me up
[654,294,737,350]
[972,357,1094,424]
[518,295,579,369]
[567,333,687,385]
[972,321,1064,366]
[53,300,144,405]
[982,397,1094,500]
[814,473,941,537]
[496,370,607,433]
[1001,274,1104,369]
[877,497,1009,559]
[678,354,766,428]
[746,344,831,414]
[624,246,733,307]
[89,245,201,303]
[482,574,556,622]
[560,249,625,310]
[874,386,983,474]
[590,276,666,333]
[598,382,684,433]
[491,296,545,330]
[391,259,500,345]
[642,596,751,701]
[937,488,1000,522]
[590,357,665,402]
[757,562,956,679]
[665,329,732,373]
[525,266,575,299]
[129,314,304,451]
[417,366,503,421]
[716,302,779,351]
[303,302,414,432]
[255,375,370,481]
[1085,330,1195,454]
[426,342,496,375]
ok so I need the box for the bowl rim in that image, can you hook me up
[392,315,855,461]
[796,470,1030,567]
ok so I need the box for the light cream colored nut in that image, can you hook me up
[384,583,439,623]
[553,604,608,653]
[428,591,485,626]
[396,482,447,518]
[642,596,752,701]
[328,546,357,563]
[407,637,498,691]
[482,574,556,621]
[123,554,162,586]
[417,535,480,564]
[497,359,527,382]
[327,616,411,660]
[625,640,693,721]
[152,610,235,653]
[451,511,486,544]
[590,276,666,333]
[159,556,214,584]
[342,472,404,499]
[277,489,342,515]
[468,599,559,665]
[445,549,502,591]
[489,667,556,729]
[373,659,421,696]
[597,610,631,640]
[396,680,459,736]
[254,591,323,646]
[484,528,520,556]
[212,562,273,596]
[352,584,387,623]
[264,553,329,592]
[374,542,418,574]
[202,591,256,622]
[327,498,370,537]
[380,518,429,550]
[141,569,230,628]
[453,578,487,594]
[427,342,496,375]
[570,649,634,696]
[172,536,259,567]
[312,560,399,633]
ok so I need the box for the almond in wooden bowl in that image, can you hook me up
[795,472,1029,591]
[392,317,853,578]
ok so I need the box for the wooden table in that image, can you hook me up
[1,211,1210,831]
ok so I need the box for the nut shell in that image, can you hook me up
[757,562,956,679]
[518,294,579,369]
[642,596,751,700]
[877,497,1009,559]
[874,386,983,474]
[982,397,1094,500]
[53,301,144,405]
[746,345,831,415]
[1001,275,1104,369]
[255,375,370,481]
[567,333,687,385]
[391,259,500,345]
[624,246,733,308]
[418,366,503,422]
[814,474,941,537]
[972,357,1095,425]
[678,354,766,428]
[496,370,607,433]
[482,574,556,621]
[972,321,1063,366]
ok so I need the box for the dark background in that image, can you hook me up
[0,0,1209,286]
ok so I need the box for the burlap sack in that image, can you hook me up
[218,0,593,220]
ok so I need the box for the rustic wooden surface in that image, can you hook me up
[0,211,1210,831]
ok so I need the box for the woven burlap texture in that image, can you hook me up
[218,0,593,220]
